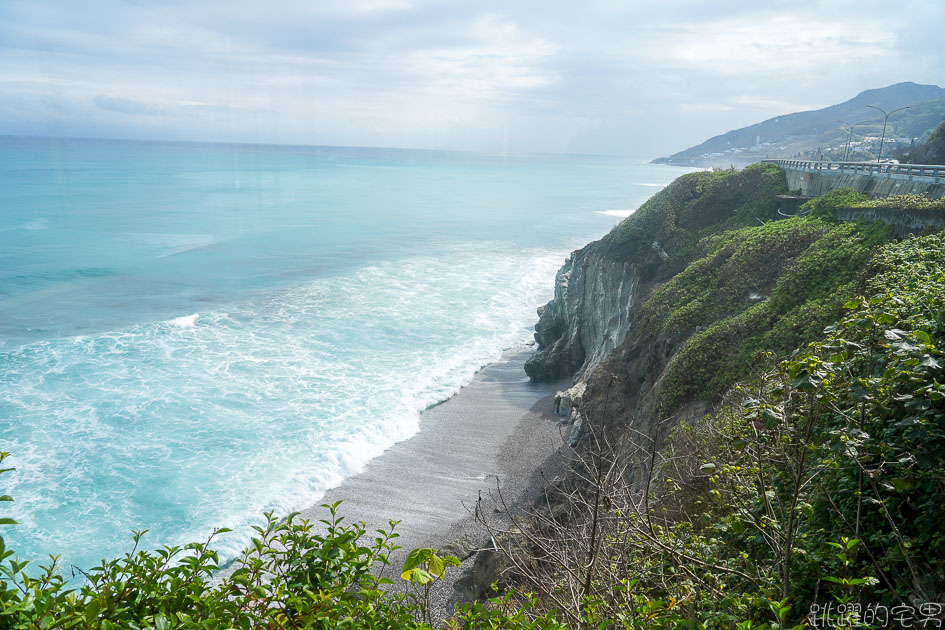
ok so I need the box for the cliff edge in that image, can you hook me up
[472,165,945,624]
[526,163,888,450]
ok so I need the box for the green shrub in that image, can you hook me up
[602,163,789,279]
[853,192,945,211]
[644,216,889,406]
[593,232,945,628]
[799,187,868,219]
[0,465,566,629]
[0,492,434,629]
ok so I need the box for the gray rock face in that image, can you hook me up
[553,382,587,446]
[523,229,701,471]
[553,381,585,418]
[524,241,641,382]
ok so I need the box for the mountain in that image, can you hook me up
[654,82,945,166]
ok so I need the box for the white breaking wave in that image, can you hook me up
[168,313,199,328]
[0,241,566,567]
[595,209,636,218]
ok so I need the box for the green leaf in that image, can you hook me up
[85,600,101,626]
[793,373,815,392]
[762,408,781,427]
[402,548,433,573]
[890,478,914,492]
[410,568,433,585]
[230,570,250,586]
[427,553,445,579]
[0,518,17,525]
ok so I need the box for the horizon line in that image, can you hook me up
[0,132,663,163]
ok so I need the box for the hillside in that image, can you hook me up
[510,167,945,626]
[654,82,945,167]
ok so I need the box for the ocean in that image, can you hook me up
[0,135,693,570]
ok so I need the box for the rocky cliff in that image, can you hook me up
[466,164,943,625]
[524,242,641,383]
[525,163,890,456]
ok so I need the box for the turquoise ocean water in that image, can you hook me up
[0,135,693,570]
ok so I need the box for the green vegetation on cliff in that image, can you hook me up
[853,192,945,211]
[493,232,945,630]
[801,187,870,218]
[514,165,944,628]
[642,217,888,406]
[603,162,789,280]
[803,188,945,216]
[599,162,891,408]
[646,232,945,624]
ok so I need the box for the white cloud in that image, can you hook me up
[656,14,893,76]
[400,14,559,100]
[94,94,162,116]
[0,0,941,155]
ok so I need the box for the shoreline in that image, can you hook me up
[299,345,571,603]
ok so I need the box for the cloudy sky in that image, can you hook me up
[1,0,942,157]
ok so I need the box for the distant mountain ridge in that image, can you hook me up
[655,82,945,167]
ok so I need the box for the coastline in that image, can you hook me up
[299,345,571,603]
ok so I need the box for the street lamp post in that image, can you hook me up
[866,105,912,162]
[837,118,873,162]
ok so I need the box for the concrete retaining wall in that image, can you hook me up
[764,160,945,200]
[785,168,945,199]
[763,160,945,237]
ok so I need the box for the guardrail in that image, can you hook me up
[763,159,945,179]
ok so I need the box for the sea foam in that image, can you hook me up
[0,136,695,576]
[168,313,199,328]
[595,209,636,218]
[0,242,564,568]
